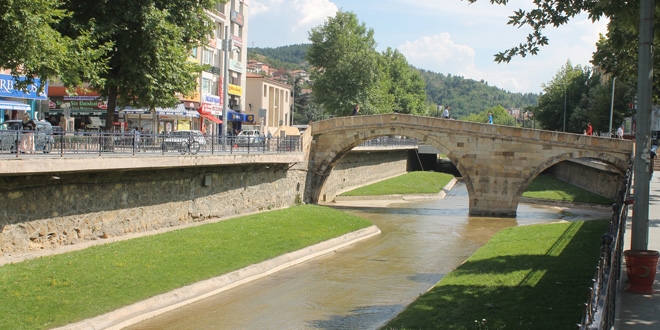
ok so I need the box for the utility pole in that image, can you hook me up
[631,0,654,251]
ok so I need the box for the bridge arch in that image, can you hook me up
[308,114,633,217]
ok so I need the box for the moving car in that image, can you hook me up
[0,119,55,153]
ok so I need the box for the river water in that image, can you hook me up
[125,182,609,330]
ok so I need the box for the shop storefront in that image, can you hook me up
[121,104,200,134]
[0,74,47,122]
[46,96,109,132]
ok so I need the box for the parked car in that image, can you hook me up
[0,119,55,153]
[234,129,264,146]
[161,130,207,153]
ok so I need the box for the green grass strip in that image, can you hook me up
[383,219,608,330]
[523,173,613,204]
[340,171,454,196]
[0,205,372,330]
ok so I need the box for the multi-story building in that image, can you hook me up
[244,73,292,135]
[198,0,249,136]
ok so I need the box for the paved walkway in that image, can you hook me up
[615,177,660,329]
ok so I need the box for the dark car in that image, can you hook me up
[0,120,55,153]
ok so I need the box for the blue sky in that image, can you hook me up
[247,0,608,95]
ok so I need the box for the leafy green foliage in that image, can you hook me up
[462,105,517,126]
[419,69,539,119]
[0,205,371,330]
[249,44,310,70]
[384,220,609,330]
[56,0,226,129]
[0,0,110,92]
[533,61,634,134]
[307,11,381,116]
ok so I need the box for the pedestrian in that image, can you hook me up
[617,125,624,139]
[20,113,36,154]
[442,106,450,119]
[586,122,593,136]
[488,112,493,124]
[132,127,141,152]
[352,104,360,116]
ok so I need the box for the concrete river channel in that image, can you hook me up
[125,182,609,330]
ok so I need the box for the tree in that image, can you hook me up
[379,48,427,115]
[56,0,225,130]
[0,0,109,92]
[462,105,516,126]
[468,1,659,101]
[307,11,380,116]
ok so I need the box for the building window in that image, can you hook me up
[263,86,267,97]
[203,48,213,65]
[202,78,212,94]
[191,47,198,58]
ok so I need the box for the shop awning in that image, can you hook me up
[0,100,31,111]
[200,112,222,124]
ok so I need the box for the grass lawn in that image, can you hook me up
[339,171,455,196]
[0,205,372,330]
[383,219,609,330]
[523,173,613,205]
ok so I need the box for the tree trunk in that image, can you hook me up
[105,85,118,131]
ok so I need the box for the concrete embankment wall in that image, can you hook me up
[547,159,624,199]
[317,149,410,202]
[0,150,410,256]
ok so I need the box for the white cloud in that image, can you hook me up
[291,0,338,31]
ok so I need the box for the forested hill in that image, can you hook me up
[419,69,539,118]
[248,44,538,118]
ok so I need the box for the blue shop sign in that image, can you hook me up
[0,74,48,100]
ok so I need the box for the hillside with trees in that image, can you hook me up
[248,43,538,121]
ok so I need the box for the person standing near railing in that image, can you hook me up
[20,113,36,154]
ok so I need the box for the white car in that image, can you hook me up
[0,120,55,153]
[161,130,207,154]
[234,129,264,146]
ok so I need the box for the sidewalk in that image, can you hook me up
[614,177,660,329]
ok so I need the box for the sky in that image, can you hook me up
[246,0,609,95]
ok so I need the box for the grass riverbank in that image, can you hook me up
[339,171,455,196]
[0,205,371,330]
[341,171,613,205]
[383,219,608,330]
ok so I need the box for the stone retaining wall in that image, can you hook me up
[0,149,410,256]
[317,149,410,202]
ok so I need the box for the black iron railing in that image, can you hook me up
[578,163,634,329]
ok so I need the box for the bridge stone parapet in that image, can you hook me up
[309,114,634,216]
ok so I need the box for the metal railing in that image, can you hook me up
[0,130,303,156]
[578,163,634,329]
[357,136,418,147]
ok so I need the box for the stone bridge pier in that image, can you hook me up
[307,114,633,217]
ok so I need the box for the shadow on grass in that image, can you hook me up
[380,220,607,330]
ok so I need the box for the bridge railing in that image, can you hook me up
[357,136,418,147]
[0,130,303,156]
[578,163,633,329]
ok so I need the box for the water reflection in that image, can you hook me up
[125,182,609,330]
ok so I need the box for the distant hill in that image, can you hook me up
[248,44,538,118]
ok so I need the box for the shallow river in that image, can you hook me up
[125,182,609,330]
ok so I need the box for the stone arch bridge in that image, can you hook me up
[307,114,633,217]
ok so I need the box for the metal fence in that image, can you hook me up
[578,163,634,329]
[0,130,303,156]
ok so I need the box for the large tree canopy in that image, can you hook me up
[0,0,109,92]
[307,11,427,116]
[57,0,225,130]
[307,11,380,116]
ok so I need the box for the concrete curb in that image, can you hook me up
[334,178,458,202]
[54,225,381,330]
